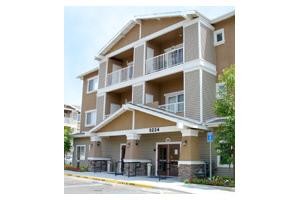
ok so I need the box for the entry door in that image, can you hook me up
[169,144,180,176]
[157,145,168,176]
[120,145,126,172]
[157,144,180,176]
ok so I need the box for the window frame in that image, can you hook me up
[214,28,225,46]
[216,141,233,168]
[216,82,225,99]
[86,76,98,94]
[164,90,184,113]
[84,109,96,127]
[76,145,86,161]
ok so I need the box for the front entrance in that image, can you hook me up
[157,143,180,176]
[120,144,126,173]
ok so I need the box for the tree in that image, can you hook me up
[64,126,72,163]
[214,64,235,178]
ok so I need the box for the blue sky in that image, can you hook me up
[64,6,234,106]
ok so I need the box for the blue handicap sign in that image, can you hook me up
[207,132,214,142]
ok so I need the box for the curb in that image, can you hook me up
[65,173,155,189]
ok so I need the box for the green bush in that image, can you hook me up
[184,176,234,187]
[80,166,88,172]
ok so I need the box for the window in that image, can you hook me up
[214,28,225,46]
[216,82,225,99]
[87,76,98,93]
[85,110,96,127]
[76,145,86,161]
[217,142,233,168]
[165,91,184,113]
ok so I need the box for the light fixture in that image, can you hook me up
[97,141,100,146]
[182,140,188,146]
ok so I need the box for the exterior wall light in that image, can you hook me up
[182,140,188,146]
[97,141,101,146]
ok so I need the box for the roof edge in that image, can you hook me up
[211,10,235,24]
[76,67,98,80]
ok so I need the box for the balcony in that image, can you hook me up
[158,102,184,113]
[106,64,133,86]
[146,46,183,74]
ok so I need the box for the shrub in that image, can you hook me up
[64,164,80,171]
[184,176,234,187]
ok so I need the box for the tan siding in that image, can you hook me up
[184,69,200,121]
[213,16,235,76]
[141,17,184,38]
[184,23,199,62]
[96,95,104,124]
[99,111,132,132]
[133,45,144,78]
[202,71,217,121]
[101,136,126,161]
[132,84,144,104]
[98,62,106,89]
[200,24,216,64]
[134,111,176,129]
[80,70,98,132]
[107,24,140,54]
[72,137,90,167]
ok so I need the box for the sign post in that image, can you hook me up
[207,132,214,180]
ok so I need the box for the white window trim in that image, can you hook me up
[216,82,225,99]
[76,145,86,161]
[86,76,98,94]
[214,28,225,46]
[85,109,96,127]
[164,90,184,104]
[217,155,232,168]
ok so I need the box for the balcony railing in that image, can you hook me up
[145,46,183,75]
[106,64,133,86]
[64,117,79,127]
[158,102,184,113]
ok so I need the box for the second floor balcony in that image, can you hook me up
[106,63,133,86]
[146,46,183,74]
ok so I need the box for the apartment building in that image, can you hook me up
[64,104,81,134]
[72,10,235,180]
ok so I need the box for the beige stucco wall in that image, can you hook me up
[213,16,235,76]
[80,70,98,132]
[180,135,201,161]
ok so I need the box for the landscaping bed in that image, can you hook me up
[184,176,235,187]
[64,164,88,172]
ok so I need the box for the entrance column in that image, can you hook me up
[88,136,102,171]
[179,129,203,180]
[123,133,150,176]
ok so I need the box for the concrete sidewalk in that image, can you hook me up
[64,170,234,193]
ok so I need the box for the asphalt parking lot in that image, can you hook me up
[64,175,183,194]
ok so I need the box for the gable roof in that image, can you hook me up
[88,103,208,134]
[95,10,207,58]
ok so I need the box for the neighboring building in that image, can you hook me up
[64,104,81,134]
[72,10,235,179]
